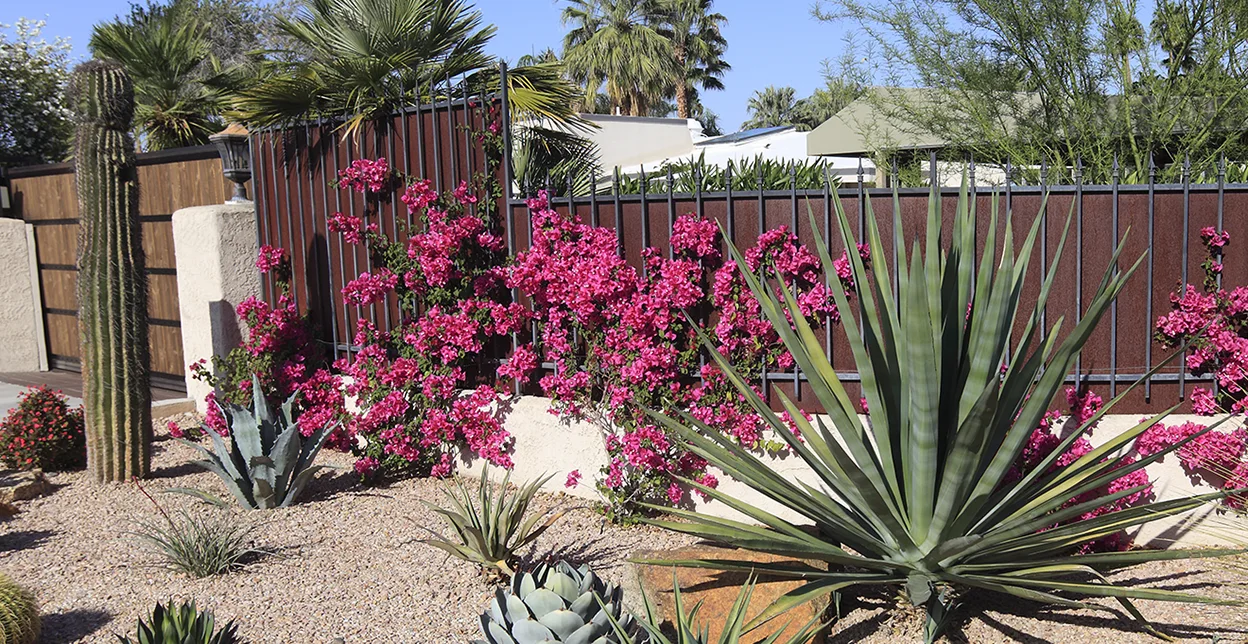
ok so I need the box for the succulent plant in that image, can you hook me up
[475,561,646,644]
[422,466,565,576]
[69,59,152,482]
[637,573,821,644]
[117,600,241,644]
[0,573,39,644]
[179,375,335,509]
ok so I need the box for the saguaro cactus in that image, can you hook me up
[70,60,152,481]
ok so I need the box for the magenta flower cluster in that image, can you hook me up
[504,191,849,512]
[336,158,392,194]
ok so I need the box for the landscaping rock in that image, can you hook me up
[633,545,829,643]
[0,469,52,504]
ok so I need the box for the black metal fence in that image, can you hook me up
[251,71,1248,415]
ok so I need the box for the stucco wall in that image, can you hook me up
[0,219,43,372]
[465,397,1248,549]
[172,204,259,410]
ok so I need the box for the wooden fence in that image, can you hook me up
[4,145,238,390]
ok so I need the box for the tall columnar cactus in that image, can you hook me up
[0,574,40,644]
[70,60,152,482]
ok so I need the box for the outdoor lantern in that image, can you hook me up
[210,123,252,203]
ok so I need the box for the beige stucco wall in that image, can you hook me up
[465,398,1248,549]
[580,114,698,174]
[0,218,44,372]
[172,204,259,410]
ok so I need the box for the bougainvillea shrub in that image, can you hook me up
[0,386,86,471]
[504,190,855,515]
[1136,227,1248,506]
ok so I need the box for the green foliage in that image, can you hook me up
[740,86,800,131]
[181,376,335,509]
[614,154,838,194]
[0,574,39,644]
[640,186,1242,641]
[634,574,821,644]
[562,0,678,117]
[70,59,153,483]
[654,0,730,119]
[0,19,73,166]
[131,506,262,578]
[816,0,1248,171]
[89,0,262,150]
[421,466,565,577]
[0,386,86,471]
[117,600,242,644]
[474,561,645,643]
[513,125,601,197]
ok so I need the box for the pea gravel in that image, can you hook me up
[2,428,1246,643]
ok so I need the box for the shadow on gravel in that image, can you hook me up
[0,529,54,552]
[41,609,112,643]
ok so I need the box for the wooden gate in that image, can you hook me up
[5,145,237,391]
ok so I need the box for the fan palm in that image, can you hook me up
[640,186,1242,642]
[562,0,676,116]
[741,86,799,130]
[655,0,729,119]
[231,0,584,134]
[90,8,228,150]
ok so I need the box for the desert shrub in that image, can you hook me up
[130,482,262,577]
[641,187,1240,641]
[0,386,85,471]
[118,600,241,644]
[420,466,563,576]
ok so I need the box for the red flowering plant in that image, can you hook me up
[1137,227,1248,506]
[187,245,346,445]
[326,121,515,478]
[0,386,86,471]
[506,191,859,517]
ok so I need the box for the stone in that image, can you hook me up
[633,545,829,643]
[0,469,53,504]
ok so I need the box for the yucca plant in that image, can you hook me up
[628,573,821,644]
[421,466,565,576]
[117,600,241,644]
[130,510,262,578]
[639,184,1242,641]
[180,376,336,510]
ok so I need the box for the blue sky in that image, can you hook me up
[12,0,853,130]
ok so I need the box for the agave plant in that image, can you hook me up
[180,376,335,510]
[475,561,645,644]
[639,184,1240,641]
[421,466,565,576]
[117,600,241,644]
[629,573,821,644]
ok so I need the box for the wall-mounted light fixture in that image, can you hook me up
[209,123,252,204]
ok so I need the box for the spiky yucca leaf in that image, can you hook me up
[421,466,565,576]
[629,572,821,644]
[638,184,1242,641]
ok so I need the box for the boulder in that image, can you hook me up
[0,470,52,504]
[634,545,829,643]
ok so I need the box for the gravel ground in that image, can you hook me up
[1,426,1247,643]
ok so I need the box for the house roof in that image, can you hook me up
[807,88,950,156]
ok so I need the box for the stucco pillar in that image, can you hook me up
[172,204,259,411]
[0,218,45,373]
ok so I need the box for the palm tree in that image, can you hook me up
[561,0,675,116]
[232,0,583,133]
[90,5,230,150]
[741,85,799,130]
[655,0,729,119]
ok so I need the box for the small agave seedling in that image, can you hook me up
[179,375,336,509]
[631,572,822,644]
[475,561,646,644]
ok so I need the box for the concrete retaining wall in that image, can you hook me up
[463,396,1248,549]
[0,218,45,373]
[172,204,260,410]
